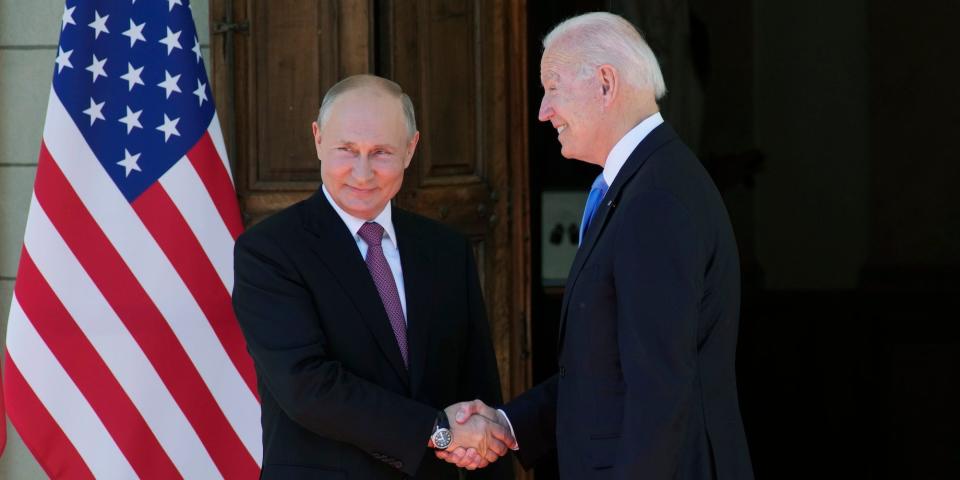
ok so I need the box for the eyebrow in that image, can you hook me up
[336,141,396,151]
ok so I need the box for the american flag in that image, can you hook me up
[2,1,262,478]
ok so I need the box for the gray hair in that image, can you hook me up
[317,74,418,138]
[543,12,667,100]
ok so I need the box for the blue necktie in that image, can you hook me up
[579,174,608,245]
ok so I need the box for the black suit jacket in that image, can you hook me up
[233,191,512,480]
[504,123,753,479]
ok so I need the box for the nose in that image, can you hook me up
[538,95,553,122]
[353,155,374,182]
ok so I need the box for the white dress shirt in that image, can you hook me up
[601,111,664,187]
[322,185,408,320]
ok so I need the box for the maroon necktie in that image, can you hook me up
[357,222,408,366]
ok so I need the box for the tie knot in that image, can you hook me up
[358,222,385,247]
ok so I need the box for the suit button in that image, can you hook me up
[559,365,566,378]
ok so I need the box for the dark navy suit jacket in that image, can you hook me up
[504,123,753,479]
[232,192,511,480]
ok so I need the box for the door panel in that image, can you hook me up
[210,3,531,456]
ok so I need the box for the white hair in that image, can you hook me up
[543,12,667,100]
[317,74,417,138]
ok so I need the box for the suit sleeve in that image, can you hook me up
[612,190,702,479]
[457,239,515,480]
[501,374,558,469]
[232,232,436,477]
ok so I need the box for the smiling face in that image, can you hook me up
[314,88,419,220]
[538,45,608,165]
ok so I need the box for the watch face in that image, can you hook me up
[433,429,453,449]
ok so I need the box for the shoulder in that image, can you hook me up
[236,198,309,251]
[394,207,469,250]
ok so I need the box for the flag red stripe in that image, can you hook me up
[14,250,183,479]
[188,132,243,240]
[132,182,258,397]
[33,143,260,479]
[4,356,96,480]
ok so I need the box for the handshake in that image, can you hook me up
[429,400,517,470]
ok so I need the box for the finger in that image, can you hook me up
[451,448,473,469]
[485,436,509,457]
[479,439,505,462]
[461,448,482,469]
[448,447,467,464]
[454,399,490,424]
[486,422,514,447]
[436,448,459,462]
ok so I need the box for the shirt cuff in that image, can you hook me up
[496,409,520,451]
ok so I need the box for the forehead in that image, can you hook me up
[539,45,578,82]
[324,90,406,136]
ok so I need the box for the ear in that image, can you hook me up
[404,131,421,168]
[311,121,323,159]
[598,64,619,107]
[311,121,322,145]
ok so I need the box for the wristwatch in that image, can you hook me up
[430,410,453,450]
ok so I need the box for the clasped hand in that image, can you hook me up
[434,400,516,470]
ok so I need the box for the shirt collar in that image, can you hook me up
[322,184,399,248]
[602,111,664,187]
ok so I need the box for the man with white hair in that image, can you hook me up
[441,12,754,479]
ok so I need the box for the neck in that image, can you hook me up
[593,101,660,166]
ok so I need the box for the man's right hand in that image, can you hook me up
[435,400,516,469]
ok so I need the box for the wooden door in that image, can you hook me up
[209,1,531,475]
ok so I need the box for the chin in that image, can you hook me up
[348,203,383,220]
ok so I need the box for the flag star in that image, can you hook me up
[120,63,145,91]
[85,54,108,83]
[61,5,76,31]
[157,70,182,98]
[122,19,147,47]
[159,27,182,55]
[88,11,110,39]
[157,114,181,142]
[118,106,143,134]
[192,36,202,63]
[168,0,183,12]
[117,149,142,177]
[82,97,106,126]
[193,79,208,106]
[54,47,74,74]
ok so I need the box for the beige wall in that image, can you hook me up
[0,1,210,476]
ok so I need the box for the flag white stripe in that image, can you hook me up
[6,298,138,479]
[160,156,235,292]
[42,88,263,462]
[22,194,222,479]
[208,114,233,183]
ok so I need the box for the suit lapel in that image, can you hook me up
[302,192,410,387]
[558,123,678,352]
[393,209,434,397]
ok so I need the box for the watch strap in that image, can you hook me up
[436,410,450,430]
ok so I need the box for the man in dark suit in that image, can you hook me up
[441,12,754,479]
[232,74,514,479]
